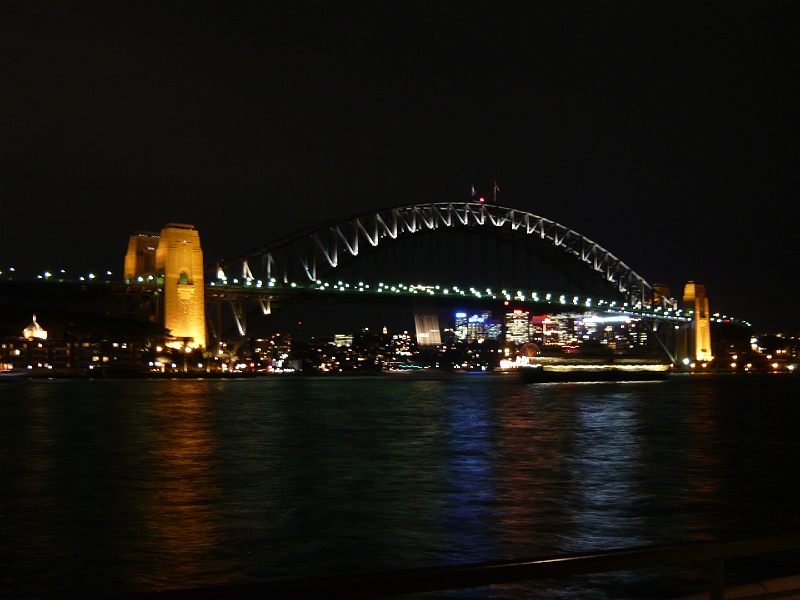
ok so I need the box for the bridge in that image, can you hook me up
[200,202,690,339]
[2,202,724,362]
[212,202,665,307]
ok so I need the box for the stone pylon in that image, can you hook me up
[124,223,207,349]
[683,281,712,361]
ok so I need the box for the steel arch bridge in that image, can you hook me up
[211,203,668,312]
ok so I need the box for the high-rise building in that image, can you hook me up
[466,314,487,341]
[504,309,531,344]
[454,310,503,341]
[483,311,503,340]
[415,315,441,345]
[454,312,469,341]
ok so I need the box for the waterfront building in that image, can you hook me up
[22,314,47,340]
[0,338,145,371]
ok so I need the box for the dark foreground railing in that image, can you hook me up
[114,534,800,600]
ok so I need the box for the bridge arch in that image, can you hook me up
[215,203,657,308]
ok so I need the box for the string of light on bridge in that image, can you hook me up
[0,268,115,283]
[207,274,715,323]
[0,267,750,328]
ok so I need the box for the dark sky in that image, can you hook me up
[1,2,797,332]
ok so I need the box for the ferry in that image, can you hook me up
[519,357,671,383]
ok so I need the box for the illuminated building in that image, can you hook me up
[683,281,712,361]
[391,331,413,355]
[334,334,354,347]
[124,223,207,349]
[483,311,503,340]
[453,310,501,342]
[23,315,47,340]
[454,312,468,341]
[504,309,531,344]
[467,315,486,341]
[1,338,144,370]
[415,315,441,346]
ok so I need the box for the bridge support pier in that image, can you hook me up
[124,223,207,349]
[683,281,713,362]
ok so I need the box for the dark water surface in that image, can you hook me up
[1,374,799,598]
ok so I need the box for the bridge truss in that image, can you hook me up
[213,203,665,310]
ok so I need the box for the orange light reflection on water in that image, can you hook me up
[131,380,236,591]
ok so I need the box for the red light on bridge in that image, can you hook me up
[479,197,486,203]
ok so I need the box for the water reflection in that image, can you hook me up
[439,382,500,563]
[566,388,646,550]
[129,380,232,590]
[494,385,572,555]
[2,375,799,599]
[685,382,726,540]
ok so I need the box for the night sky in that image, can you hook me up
[1,2,797,332]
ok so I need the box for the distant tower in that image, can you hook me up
[156,223,206,349]
[683,281,712,361]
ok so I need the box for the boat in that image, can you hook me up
[0,366,26,382]
[519,359,671,383]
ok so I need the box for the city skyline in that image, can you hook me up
[1,2,797,332]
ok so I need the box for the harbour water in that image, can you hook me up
[1,373,799,598]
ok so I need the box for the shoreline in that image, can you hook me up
[4,368,799,381]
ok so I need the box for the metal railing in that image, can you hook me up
[114,533,800,600]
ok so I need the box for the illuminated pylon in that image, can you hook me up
[683,281,712,361]
[156,223,207,349]
[125,224,207,349]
